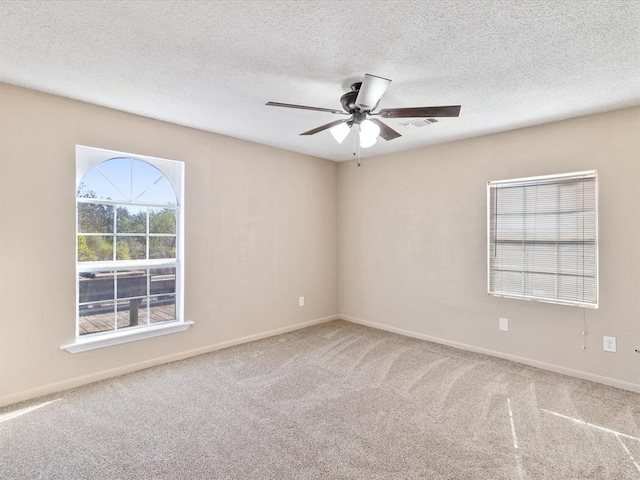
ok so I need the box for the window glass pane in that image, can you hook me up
[78,235,113,262]
[78,300,116,335]
[150,267,176,295]
[78,203,113,233]
[137,176,178,205]
[558,179,596,211]
[146,294,176,324]
[149,208,177,234]
[524,183,559,214]
[495,186,524,214]
[116,236,147,260]
[116,205,147,233]
[492,270,523,295]
[96,158,133,201]
[558,275,596,303]
[116,270,148,299]
[79,270,115,303]
[495,215,524,240]
[150,236,176,259]
[525,272,557,298]
[78,169,126,202]
[523,243,557,274]
[117,297,147,329]
[524,214,558,240]
[558,243,597,276]
[116,271,148,329]
[132,161,177,205]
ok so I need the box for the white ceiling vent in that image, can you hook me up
[400,118,439,129]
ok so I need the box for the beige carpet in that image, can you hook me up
[1,320,639,479]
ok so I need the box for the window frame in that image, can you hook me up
[487,170,598,308]
[63,146,190,353]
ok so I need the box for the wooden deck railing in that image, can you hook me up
[79,271,175,327]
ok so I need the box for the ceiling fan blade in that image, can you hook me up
[300,119,349,136]
[355,74,391,111]
[266,101,346,115]
[369,118,401,141]
[377,105,461,118]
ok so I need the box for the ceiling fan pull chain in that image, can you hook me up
[354,126,361,166]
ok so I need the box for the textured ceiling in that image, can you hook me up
[0,1,639,162]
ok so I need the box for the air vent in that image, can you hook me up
[400,118,439,129]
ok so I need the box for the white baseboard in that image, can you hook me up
[0,314,338,408]
[339,314,640,394]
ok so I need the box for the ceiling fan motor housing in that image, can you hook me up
[340,89,358,113]
[340,82,375,123]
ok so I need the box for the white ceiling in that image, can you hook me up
[0,1,638,162]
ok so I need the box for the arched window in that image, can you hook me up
[68,146,188,352]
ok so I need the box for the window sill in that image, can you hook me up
[61,321,194,353]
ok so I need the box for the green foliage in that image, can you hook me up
[77,235,97,262]
[150,209,176,234]
[150,209,177,259]
[78,189,177,262]
[150,236,176,259]
[78,203,113,233]
[78,235,113,261]
[117,206,146,233]
[77,182,97,199]
[116,238,131,260]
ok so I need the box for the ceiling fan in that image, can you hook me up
[266,74,461,151]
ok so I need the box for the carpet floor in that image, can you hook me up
[1,320,639,479]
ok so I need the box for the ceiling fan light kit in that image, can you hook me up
[359,119,381,148]
[266,73,461,161]
[330,122,350,144]
[330,119,380,148]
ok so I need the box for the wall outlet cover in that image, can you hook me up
[499,318,509,331]
[603,336,616,352]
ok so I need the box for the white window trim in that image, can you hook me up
[487,170,598,308]
[61,321,194,353]
[64,145,190,353]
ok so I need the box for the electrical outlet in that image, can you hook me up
[298,296,305,307]
[499,318,509,331]
[603,336,616,352]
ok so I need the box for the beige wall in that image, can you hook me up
[1,83,638,406]
[0,83,338,406]
[339,107,640,390]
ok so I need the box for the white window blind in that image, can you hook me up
[487,171,598,308]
